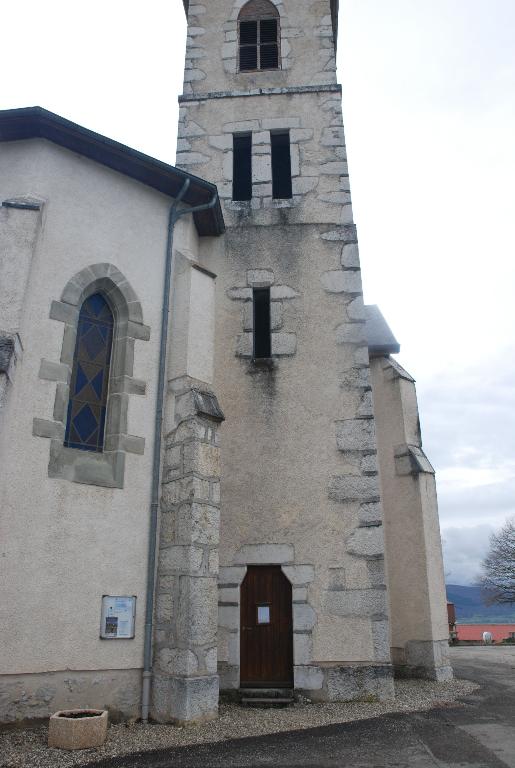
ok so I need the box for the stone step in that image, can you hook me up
[240,689,294,708]
[240,697,294,708]
[240,688,293,699]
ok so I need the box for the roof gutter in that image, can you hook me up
[141,180,219,723]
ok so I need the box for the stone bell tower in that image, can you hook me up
[170,0,396,711]
[152,0,450,724]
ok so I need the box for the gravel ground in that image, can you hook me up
[0,678,477,768]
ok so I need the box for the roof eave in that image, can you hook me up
[0,106,224,237]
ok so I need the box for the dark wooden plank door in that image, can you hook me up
[240,566,293,688]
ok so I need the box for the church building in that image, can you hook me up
[0,0,451,726]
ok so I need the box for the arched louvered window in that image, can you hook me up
[238,0,280,72]
[64,293,114,452]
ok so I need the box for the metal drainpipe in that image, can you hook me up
[141,180,220,723]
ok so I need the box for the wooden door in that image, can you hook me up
[240,565,293,688]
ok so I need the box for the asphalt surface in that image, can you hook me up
[85,647,515,768]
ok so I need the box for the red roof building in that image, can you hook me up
[456,624,515,643]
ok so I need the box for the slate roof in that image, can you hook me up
[365,305,401,356]
[0,107,224,237]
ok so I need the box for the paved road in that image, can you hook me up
[87,647,515,768]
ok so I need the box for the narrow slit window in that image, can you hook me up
[233,133,253,201]
[253,287,271,359]
[271,131,292,200]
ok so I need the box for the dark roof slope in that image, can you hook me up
[365,305,401,356]
[0,107,224,236]
[182,0,339,48]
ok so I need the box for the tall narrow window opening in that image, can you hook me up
[271,131,292,200]
[253,287,271,359]
[233,133,253,201]
[238,0,280,72]
[64,293,114,452]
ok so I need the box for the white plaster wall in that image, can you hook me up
[0,139,197,675]
[168,249,216,386]
[0,205,41,333]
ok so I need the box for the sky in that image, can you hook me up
[1,0,514,585]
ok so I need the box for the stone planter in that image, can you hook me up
[48,709,108,750]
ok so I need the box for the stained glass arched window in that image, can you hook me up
[64,293,114,452]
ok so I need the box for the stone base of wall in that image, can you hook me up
[295,663,395,703]
[152,674,219,725]
[392,640,453,682]
[220,664,394,703]
[0,668,141,725]
[218,662,239,691]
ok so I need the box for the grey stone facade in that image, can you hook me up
[176,0,395,704]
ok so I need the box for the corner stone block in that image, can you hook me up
[183,441,220,478]
[339,367,371,390]
[329,475,380,503]
[346,526,385,560]
[219,566,247,586]
[234,543,294,565]
[236,333,253,358]
[326,666,394,702]
[321,270,362,295]
[282,565,315,585]
[177,576,218,646]
[324,588,387,618]
[294,633,313,665]
[218,604,239,630]
[159,545,204,574]
[346,296,366,320]
[341,243,360,268]
[294,666,324,690]
[271,333,296,356]
[335,322,367,345]
[293,604,317,631]
[247,269,274,286]
[153,675,219,724]
[358,502,382,526]
[335,419,377,451]
[176,503,220,545]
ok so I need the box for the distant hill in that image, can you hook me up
[447,584,515,623]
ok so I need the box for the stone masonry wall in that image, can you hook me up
[152,376,224,724]
[182,0,337,97]
[179,0,394,701]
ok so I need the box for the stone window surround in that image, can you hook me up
[221,118,304,212]
[218,543,316,689]
[33,263,150,489]
[228,268,298,359]
[237,0,282,75]
[222,0,291,78]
